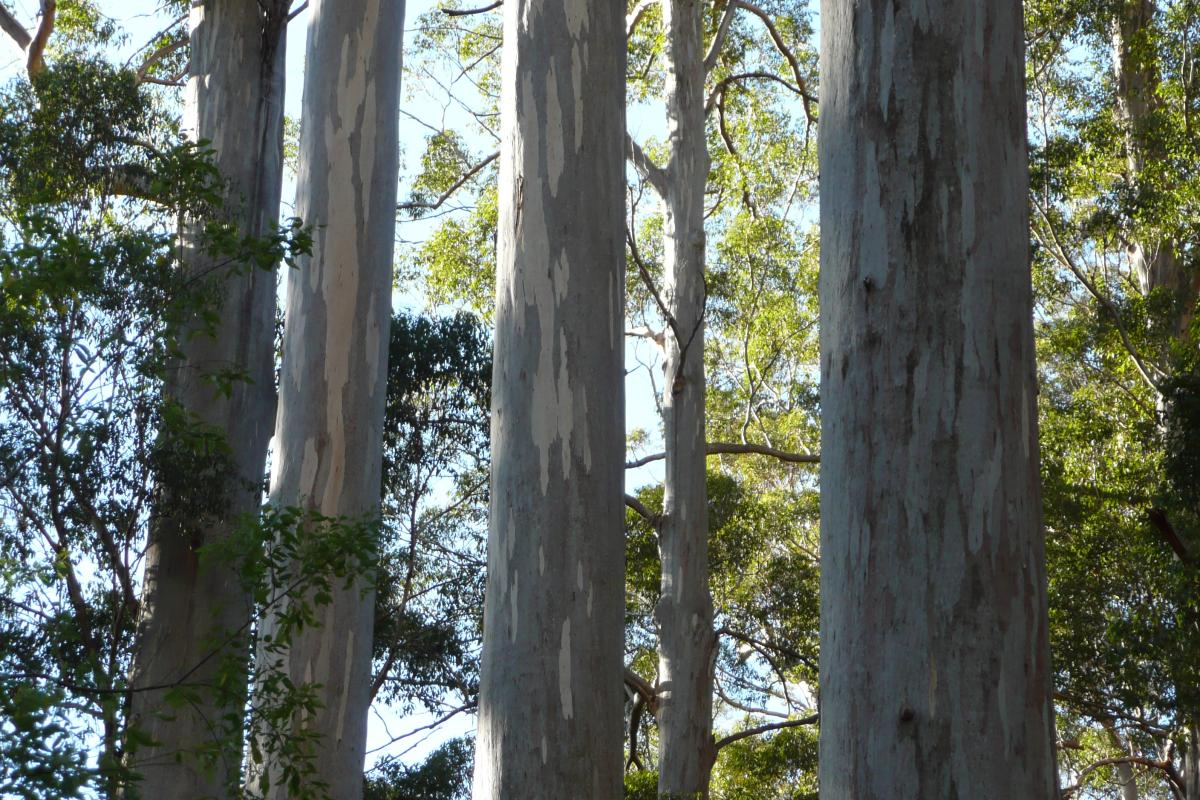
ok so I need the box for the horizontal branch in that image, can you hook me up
[715,713,818,750]
[398,150,498,215]
[706,70,806,115]
[626,442,819,469]
[443,0,502,16]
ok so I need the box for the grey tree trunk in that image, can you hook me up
[1103,723,1140,800]
[817,2,1058,798]
[127,3,288,797]
[251,1,403,797]
[1111,0,1189,321]
[469,0,626,793]
[1187,720,1200,800]
[654,0,716,795]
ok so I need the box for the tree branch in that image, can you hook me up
[703,0,735,72]
[625,494,660,526]
[715,714,818,750]
[626,441,819,469]
[398,150,498,215]
[442,0,502,16]
[1062,755,1185,799]
[626,0,655,38]
[626,133,669,197]
[25,0,54,78]
[627,225,682,346]
[729,0,815,121]
[135,36,188,84]
[706,70,808,115]
[0,2,31,51]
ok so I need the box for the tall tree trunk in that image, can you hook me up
[1111,0,1192,328]
[469,0,626,793]
[251,1,403,797]
[1187,719,1200,800]
[817,1,1058,797]
[126,3,288,797]
[1103,722,1141,800]
[655,0,716,795]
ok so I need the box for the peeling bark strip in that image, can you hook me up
[817,1,1058,798]
[127,3,289,798]
[470,0,626,792]
[655,0,716,795]
[252,0,403,797]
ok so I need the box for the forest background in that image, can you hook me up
[0,0,1197,798]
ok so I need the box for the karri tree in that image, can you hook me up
[126,2,292,796]
[251,0,404,797]
[818,1,1058,796]
[469,0,628,793]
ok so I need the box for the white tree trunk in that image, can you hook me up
[655,0,715,795]
[817,2,1059,797]
[470,0,626,793]
[252,1,403,797]
[127,3,288,797]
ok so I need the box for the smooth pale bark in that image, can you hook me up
[1187,721,1200,800]
[469,0,626,793]
[126,3,288,797]
[1111,0,1189,319]
[817,2,1058,797]
[654,0,716,795]
[251,1,402,797]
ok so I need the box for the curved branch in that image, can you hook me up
[25,0,54,78]
[1062,755,1184,799]
[706,70,807,115]
[715,714,818,750]
[135,36,188,84]
[625,494,660,527]
[728,0,815,120]
[626,441,819,469]
[443,0,502,16]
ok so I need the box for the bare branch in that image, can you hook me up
[627,225,682,345]
[623,667,656,704]
[26,0,54,78]
[715,714,819,750]
[135,36,189,84]
[626,133,669,197]
[443,0,502,16]
[625,326,666,349]
[706,70,807,115]
[625,494,660,526]
[0,2,31,51]
[703,0,736,72]
[288,0,310,20]
[626,441,819,469]
[398,150,498,215]
[729,0,815,121]
[1061,755,1185,799]
[626,0,655,38]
